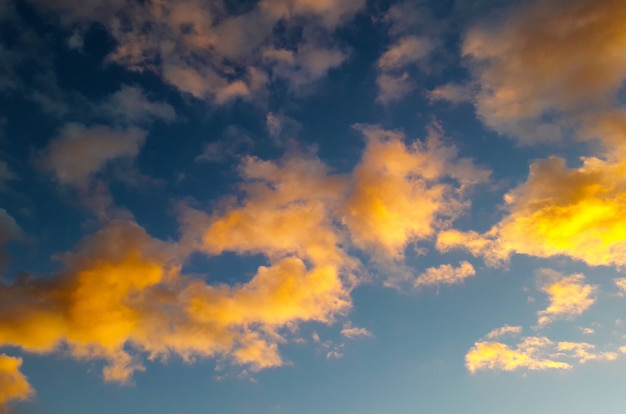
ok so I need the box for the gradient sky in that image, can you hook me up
[2,0,626,413]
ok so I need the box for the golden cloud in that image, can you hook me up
[344,124,489,261]
[438,153,626,268]
[536,270,596,328]
[0,354,33,409]
[466,336,618,373]
[0,218,352,385]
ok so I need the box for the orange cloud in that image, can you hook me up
[414,261,475,288]
[344,124,489,262]
[0,354,33,409]
[536,270,596,328]
[0,217,353,386]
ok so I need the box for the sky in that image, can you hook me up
[1,0,626,412]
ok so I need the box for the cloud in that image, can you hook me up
[615,278,626,296]
[466,337,571,373]
[535,270,596,328]
[460,0,626,143]
[437,153,626,268]
[340,322,373,339]
[375,73,414,104]
[0,354,33,409]
[377,36,433,71]
[428,82,474,105]
[484,325,522,340]
[33,0,364,103]
[0,217,354,385]
[39,123,146,186]
[98,86,176,125]
[374,1,442,104]
[344,123,489,261]
[466,336,617,373]
[414,261,475,288]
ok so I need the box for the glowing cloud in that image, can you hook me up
[466,337,571,373]
[466,336,617,373]
[0,217,353,385]
[438,155,626,268]
[0,354,33,409]
[536,270,596,327]
[345,124,489,262]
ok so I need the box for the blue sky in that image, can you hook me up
[2,0,626,413]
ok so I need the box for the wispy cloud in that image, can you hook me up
[341,323,373,339]
[414,261,475,288]
[484,325,523,340]
[466,336,617,374]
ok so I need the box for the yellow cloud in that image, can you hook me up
[467,336,618,373]
[556,342,617,364]
[0,354,33,408]
[414,261,475,287]
[536,270,596,327]
[466,337,571,373]
[438,155,626,268]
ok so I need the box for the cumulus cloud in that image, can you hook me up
[0,354,33,409]
[535,270,596,328]
[460,0,626,143]
[344,123,489,261]
[0,218,354,384]
[437,154,626,268]
[466,336,617,373]
[414,261,475,288]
